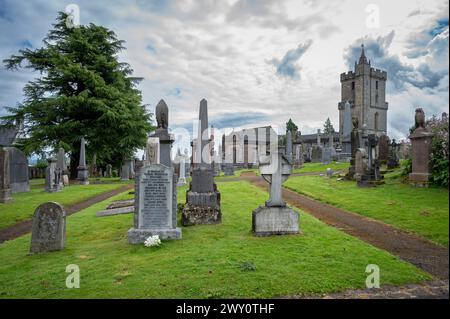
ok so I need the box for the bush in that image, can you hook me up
[428,114,449,188]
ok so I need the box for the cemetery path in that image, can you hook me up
[244,174,449,280]
[0,184,134,244]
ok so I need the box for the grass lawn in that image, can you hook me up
[0,181,131,230]
[284,174,449,247]
[293,161,350,174]
[0,181,429,298]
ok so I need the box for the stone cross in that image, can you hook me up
[30,202,66,254]
[260,150,292,207]
[0,148,12,203]
[45,157,62,193]
[77,137,89,185]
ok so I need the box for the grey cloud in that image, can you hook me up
[270,40,312,79]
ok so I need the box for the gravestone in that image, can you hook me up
[387,139,400,169]
[293,143,304,168]
[106,164,113,178]
[4,147,30,193]
[128,164,181,243]
[182,99,221,226]
[326,168,334,178]
[252,148,299,236]
[149,100,177,225]
[322,147,332,164]
[354,148,367,181]
[0,148,12,203]
[378,135,390,165]
[45,158,62,193]
[77,137,89,185]
[145,137,160,165]
[223,163,235,176]
[90,153,98,177]
[29,202,66,254]
[347,117,360,179]
[357,134,384,187]
[177,154,187,186]
[409,108,434,186]
[57,148,69,186]
[311,145,323,163]
[120,161,130,181]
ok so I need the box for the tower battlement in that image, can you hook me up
[340,71,355,82]
[370,68,387,80]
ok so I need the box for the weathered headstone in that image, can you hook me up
[4,147,30,193]
[182,99,221,226]
[120,160,130,181]
[29,202,66,254]
[311,145,323,163]
[90,153,98,177]
[354,148,367,181]
[223,163,235,176]
[0,147,12,203]
[409,108,434,186]
[378,135,390,165]
[177,154,187,186]
[322,147,332,164]
[57,148,69,186]
[45,158,62,193]
[77,137,89,185]
[357,134,384,187]
[128,164,181,242]
[106,164,113,178]
[252,148,299,236]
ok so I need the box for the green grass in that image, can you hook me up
[0,182,130,230]
[293,161,350,174]
[0,181,429,298]
[284,175,449,247]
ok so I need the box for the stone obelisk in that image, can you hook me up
[77,137,89,185]
[182,99,221,226]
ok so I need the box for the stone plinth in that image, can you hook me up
[252,206,299,236]
[409,128,434,186]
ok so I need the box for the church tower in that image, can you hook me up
[338,45,388,152]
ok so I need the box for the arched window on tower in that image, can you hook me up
[374,112,379,131]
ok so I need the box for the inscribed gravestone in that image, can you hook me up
[30,202,66,254]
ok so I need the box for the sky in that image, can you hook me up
[0,0,448,154]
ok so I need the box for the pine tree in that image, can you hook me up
[286,118,298,133]
[1,12,153,178]
[323,118,335,134]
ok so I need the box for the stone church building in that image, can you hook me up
[338,44,388,153]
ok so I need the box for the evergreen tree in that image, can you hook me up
[1,13,153,178]
[286,118,298,132]
[323,118,335,134]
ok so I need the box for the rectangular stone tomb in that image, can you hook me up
[96,206,134,217]
[128,164,181,243]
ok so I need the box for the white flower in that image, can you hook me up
[144,235,161,247]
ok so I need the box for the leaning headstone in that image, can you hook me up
[128,164,181,242]
[45,158,62,193]
[409,108,434,186]
[252,148,299,236]
[182,99,221,226]
[29,202,66,254]
[77,137,89,185]
[0,147,12,203]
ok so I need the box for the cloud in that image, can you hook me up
[270,40,312,79]
[343,30,448,91]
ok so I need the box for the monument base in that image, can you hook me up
[252,206,299,236]
[127,227,182,244]
[0,189,12,203]
[182,204,221,226]
[409,172,432,187]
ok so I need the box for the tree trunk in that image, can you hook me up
[69,151,79,180]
